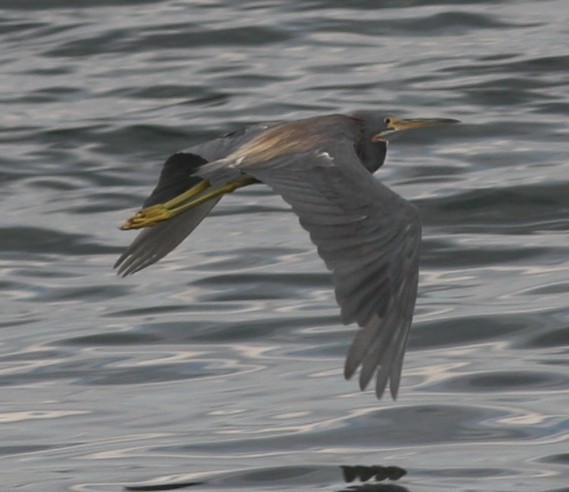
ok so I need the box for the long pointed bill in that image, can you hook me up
[372,116,459,141]
[120,176,255,230]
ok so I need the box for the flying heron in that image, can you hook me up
[115,112,458,399]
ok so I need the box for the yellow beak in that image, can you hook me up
[372,116,459,141]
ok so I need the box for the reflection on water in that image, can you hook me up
[124,464,407,492]
[1,0,569,491]
[341,465,407,483]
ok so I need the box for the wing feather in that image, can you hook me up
[244,146,421,398]
[114,199,220,276]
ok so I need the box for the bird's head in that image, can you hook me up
[352,111,459,173]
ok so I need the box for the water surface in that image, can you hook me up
[1,1,569,491]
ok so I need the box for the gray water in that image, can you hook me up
[1,1,569,491]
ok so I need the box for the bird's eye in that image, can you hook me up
[384,117,392,126]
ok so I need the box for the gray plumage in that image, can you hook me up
[116,112,457,398]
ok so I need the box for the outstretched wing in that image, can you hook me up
[115,126,266,276]
[242,144,421,398]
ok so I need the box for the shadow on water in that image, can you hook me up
[124,465,408,492]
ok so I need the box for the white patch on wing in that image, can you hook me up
[317,151,333,160]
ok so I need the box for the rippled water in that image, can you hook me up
[2,1,569,491]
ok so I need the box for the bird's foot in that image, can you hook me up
[119,177,256,231]
[120,204,172,230]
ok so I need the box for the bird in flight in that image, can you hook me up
[116,112,458,399]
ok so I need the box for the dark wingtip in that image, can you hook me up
[343,359,357,381]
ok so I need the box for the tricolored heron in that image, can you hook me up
[116,112,458,399]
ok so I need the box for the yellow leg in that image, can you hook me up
[161,180,209,209]
[166,176,254,216]
[121,176,254,230]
